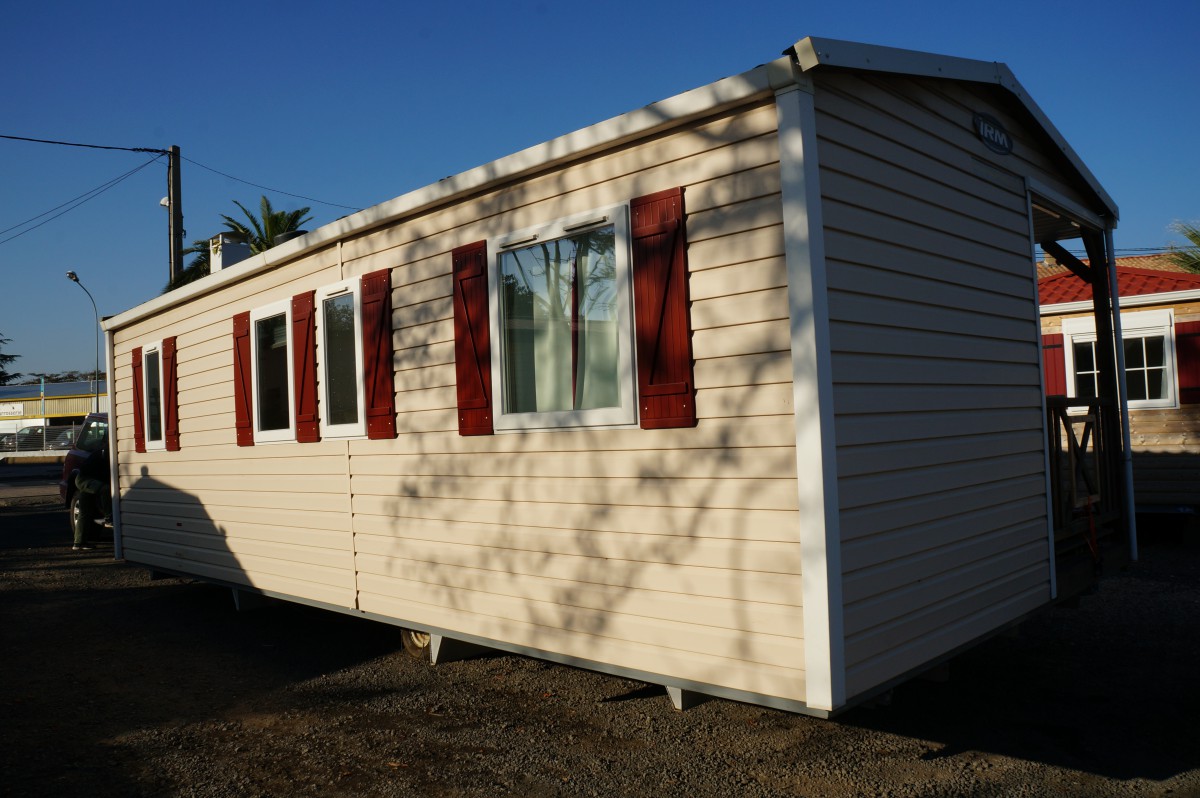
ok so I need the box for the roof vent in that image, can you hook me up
[209,232,252,272]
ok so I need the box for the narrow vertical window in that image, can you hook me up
[145,348,163,442]
[324,294,359,423]
[256,314,290,430]
[141,341,166,452]
[316,279,366,438]
[249,299,295,442]
[1072,340,1098,400]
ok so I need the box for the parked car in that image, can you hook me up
[48,428,77,450]
[59,413,109,534]
[6,424,77,453]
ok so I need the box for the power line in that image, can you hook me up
[1,134,1184,254]
[3,132,361,212]
[181,155,361,211]
[0,155,164,247]
[0,156,164,237]
[0,133,166,154]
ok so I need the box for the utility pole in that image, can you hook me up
[168,145,184,285]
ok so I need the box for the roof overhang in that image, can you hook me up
[790,37,1118,225]
[105,57,797,333]
[107,36,1117,332]
[1042,287,1200,316]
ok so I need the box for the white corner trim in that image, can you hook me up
[105,327,122,561]
[775,83,845,712]
[1026,194,1057,600]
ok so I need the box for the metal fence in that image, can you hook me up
[0,424,83,455]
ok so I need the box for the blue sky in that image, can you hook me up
[2,0,1197,375]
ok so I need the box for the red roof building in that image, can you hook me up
[1039,264,1200,306]
[1039,255,1200,511]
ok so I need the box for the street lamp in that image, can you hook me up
[66,271,100,413]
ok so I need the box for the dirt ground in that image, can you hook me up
[2,501,1198,797]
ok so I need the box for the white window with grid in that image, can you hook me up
[1063,309,1178,410]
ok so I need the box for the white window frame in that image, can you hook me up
[488,203,637,432]
[249,299,296,443]
[1062,309,1178,410]
[141,340,166,451]
[315,278,367,439]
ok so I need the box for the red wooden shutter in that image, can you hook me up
[292,291,321,442]
[162,337,180,451]
[452,241,493,436]
[631,187,696,429]
[1042,333,1066,396]
[233,312,255,446]
[361,268,397,440]
[131,347,146,453]
[1176,321,1200,405]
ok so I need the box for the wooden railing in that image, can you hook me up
[1045,396,1125,594]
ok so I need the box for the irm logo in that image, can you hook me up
[973,112,1013,155]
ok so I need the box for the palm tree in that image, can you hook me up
[163,238,212,292]
[221,196,312,254]
[163,196,312,293]
[1166,221,1200,273]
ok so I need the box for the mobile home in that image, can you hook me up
[103,37,1129,716]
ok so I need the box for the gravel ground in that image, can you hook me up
[2,502,1198,798]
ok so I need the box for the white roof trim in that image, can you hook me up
[791,37,1118,222]
[105,58,790,333]
[1042,287,1200,316]
[108,37,1117,332]
[1027,176,1106,232]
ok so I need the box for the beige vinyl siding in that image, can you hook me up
[112,246,352,608]
[111,98,808,703]
[343,100,804,702]
[813,72,1053,698]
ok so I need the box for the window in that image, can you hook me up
[233,270,395,447]
[452,187,696,436]
[1123,336,1169,401]
[132,338,179,453]
[75,417,108,453]
[489,205,636,431]
[250,299,295,442]
[316,279,366,438]
[143,342,165,450]
[1063,310,1178,409]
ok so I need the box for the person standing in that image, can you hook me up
[73,444,110,551]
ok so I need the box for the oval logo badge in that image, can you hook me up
[973,112,1013,155]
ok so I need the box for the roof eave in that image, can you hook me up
[1042,287,1200,315]
[105,59,790,333]
[791,36,1118,223]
